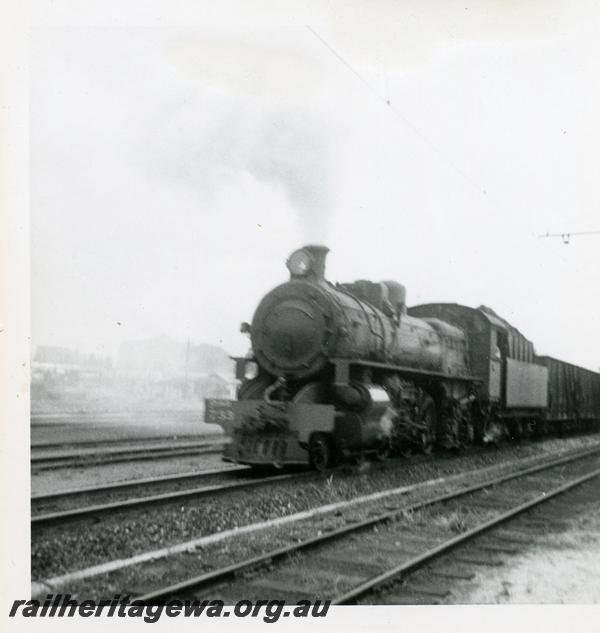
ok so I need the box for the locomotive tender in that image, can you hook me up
[206,245,600,470]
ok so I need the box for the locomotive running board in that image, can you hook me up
[332,358,481,387]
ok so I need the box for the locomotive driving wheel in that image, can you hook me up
[459,411,475,448]
[418,396,437,455]
[374,437,391,461]
[451,403,474,450]
[309,433,333,471]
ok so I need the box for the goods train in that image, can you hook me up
[205,245,600,470]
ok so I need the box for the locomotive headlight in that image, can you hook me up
[244,361,259,380]
[286,249,313,277]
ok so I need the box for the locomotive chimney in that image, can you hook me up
[286,244,330,281]
[303,244,329,280]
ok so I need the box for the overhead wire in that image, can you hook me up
[306,25,489,198]
[538,230,600,244]
[306,26,599,245]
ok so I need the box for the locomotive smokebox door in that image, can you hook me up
[286,245,329,281]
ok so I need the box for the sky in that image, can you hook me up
[31,4,600,370]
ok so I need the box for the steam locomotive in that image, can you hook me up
[205,245,600,470]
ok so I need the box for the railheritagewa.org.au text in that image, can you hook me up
[9,594,331,623]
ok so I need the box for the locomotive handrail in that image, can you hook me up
[332,357,482,387]
[334,284,386,348]
[264,376,287,405]
[325,283,354,334]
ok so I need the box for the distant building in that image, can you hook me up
[31,337,235,413]
[32,346,112,381]
[34,345,79,365]
[117,335,234,379]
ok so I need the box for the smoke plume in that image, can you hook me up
[141,97,339,242]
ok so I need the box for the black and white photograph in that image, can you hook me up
[2,0,600,629]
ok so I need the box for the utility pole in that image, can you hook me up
[539,230,600,244]
[184,337,190,399]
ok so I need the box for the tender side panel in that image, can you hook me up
[505,359,548,408]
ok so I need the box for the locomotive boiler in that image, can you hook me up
[206,245,478,469]
[251,245,461,381]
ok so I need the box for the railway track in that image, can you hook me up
[31,468,315,528]
[363,474,600,604]
[31,434,216,451]
[335,466,599,604]
[29,448,485,529]
[131,445,600,604]
[32,464,248,504]
[31,450,444,527]
[31,439,227,471]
